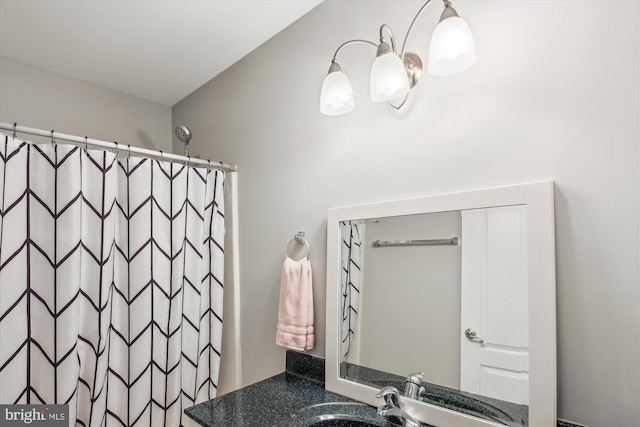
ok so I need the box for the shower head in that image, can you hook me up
[175,125,192,144]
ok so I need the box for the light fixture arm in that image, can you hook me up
[330,39,378,63]
[399,0,435,61]
[329,0,445,63]
[387,0,438,110]
[328,0,442,82]
[379,24,397,51]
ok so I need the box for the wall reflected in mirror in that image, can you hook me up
[339,206,530,425]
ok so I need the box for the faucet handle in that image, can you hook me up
[376,386,400,407]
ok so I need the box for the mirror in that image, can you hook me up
[325,182,556,427]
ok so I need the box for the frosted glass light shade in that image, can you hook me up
[370,51,410,102]
[320,69,355,116]
[427,15,476,76]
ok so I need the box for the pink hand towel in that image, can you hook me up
[276,257,314,351]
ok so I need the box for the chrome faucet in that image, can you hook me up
[376,386,420,427]
[403,372,425,400]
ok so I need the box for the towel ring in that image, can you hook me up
[286,231,310,260]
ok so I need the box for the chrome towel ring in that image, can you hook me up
[286,231,310,260]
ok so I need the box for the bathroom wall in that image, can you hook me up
[172,1,639,426]
[0,56,171,151]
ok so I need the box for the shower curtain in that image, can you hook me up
[340,221,363,362]
[0,135,225,427]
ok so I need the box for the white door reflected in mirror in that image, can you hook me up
[460,206,529,405]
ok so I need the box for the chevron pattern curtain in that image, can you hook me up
[0,135,225,427]
[340,221,363,362]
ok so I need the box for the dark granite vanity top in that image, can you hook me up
[185,351,581,427]
[185,372,348,427]
[185,351,432,427]
[185,370,348,426]
[185,351,354,427]
[341,362,528,427]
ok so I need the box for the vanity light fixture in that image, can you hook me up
[319,0,476,116]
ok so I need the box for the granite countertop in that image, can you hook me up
[184,351,431,427]
[186,351,582,427]
[341,362,528,427]
[185,370,355,427]
[185,351,369,427]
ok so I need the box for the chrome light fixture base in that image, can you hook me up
[388,53,422,110]
[403,52,423,89]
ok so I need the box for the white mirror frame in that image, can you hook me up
[325,181,556,427]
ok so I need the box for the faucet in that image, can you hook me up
[376,386,421,427]
[403,372,425,400]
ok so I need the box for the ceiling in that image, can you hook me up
[0,0,324,106]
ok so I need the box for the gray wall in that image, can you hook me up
[0,56,171,151]
[172,1,639,426]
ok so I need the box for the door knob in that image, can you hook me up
[464,328,484,344]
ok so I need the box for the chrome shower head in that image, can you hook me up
[175,124,192,144]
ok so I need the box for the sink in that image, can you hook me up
[290,401,436,427]
[306,415,386,427]
[291,402,395,427]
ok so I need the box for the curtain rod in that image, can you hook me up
[0,122,237,172]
